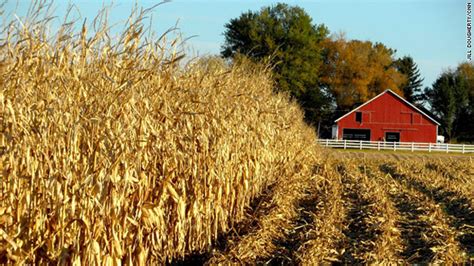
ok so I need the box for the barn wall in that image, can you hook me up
[337,92,438,143]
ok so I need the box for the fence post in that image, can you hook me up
[429,143,431,152]
[326,139,329,147]
[394,142,396,151]
[360,140,362,150]
[344,139,347,150]
[378,141,380,151]
[411,142,414,152]
[462,144,465,154]
[446,144,449,153]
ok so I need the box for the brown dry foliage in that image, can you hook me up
[0,3,320,264]
[321,35,406,110]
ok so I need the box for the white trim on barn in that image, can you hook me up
[331,125,338,139]
[334,89,440,126]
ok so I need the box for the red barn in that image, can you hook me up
[333,89,440,143]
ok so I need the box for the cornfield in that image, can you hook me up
[1,3,474,265]
[0,3,321,264]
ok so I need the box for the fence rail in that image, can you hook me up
[317,139,474,154]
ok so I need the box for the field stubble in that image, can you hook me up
[198,153,474,264]
[200,155,474,264]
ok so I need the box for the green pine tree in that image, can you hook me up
[424,71,465,140]
[394,56,424,104]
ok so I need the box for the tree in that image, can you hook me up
[221,3,331,126]
[453,62,474,141]
[423,63,474,141]
[424,72,459,139]
[394,56,424,104]
[320,35,406,111]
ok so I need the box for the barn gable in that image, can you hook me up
[335,90,440,125]
[334,89,439,143]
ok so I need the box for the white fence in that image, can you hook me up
[317,139,474,154]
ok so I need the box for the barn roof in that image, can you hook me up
[334,89,441,126]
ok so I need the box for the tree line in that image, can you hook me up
[220,3,474,143]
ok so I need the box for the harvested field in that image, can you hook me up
[191,154,474,264]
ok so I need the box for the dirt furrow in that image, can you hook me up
[356,162,404,263]
[388,188,434,263]
[270,189,320,264]
[205,164,322,264]
[270,163,342,264]
[409,180,474,257]
[336,164,381,264]
[396,162,474,260]
[380,163,466,263]
[295,163,346,264]
[171,181,280,265]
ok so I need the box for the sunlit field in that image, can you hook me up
[1,3,473,265]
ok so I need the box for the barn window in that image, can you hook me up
[355,112,362,123]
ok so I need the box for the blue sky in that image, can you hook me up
[5,0,468,88]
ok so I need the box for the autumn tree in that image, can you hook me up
[394,56,424,104]
[320,35,406,111]
[221,3,331,126]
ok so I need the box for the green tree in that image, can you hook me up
[394,56,424,104]
[221,3,330,126]
[424,70,469,141]
[453,62,474,142]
